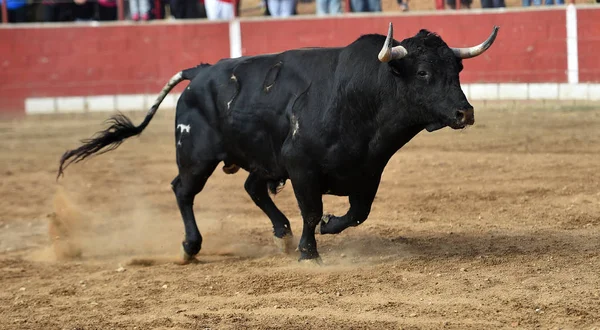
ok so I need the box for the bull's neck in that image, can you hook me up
[372,105,425,161]
[336,98,424,168]
[328,65,426,167]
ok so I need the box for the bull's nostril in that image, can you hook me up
[455,110,465,122]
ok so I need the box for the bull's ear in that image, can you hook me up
[378,22,408,63]
[451,26,499,59]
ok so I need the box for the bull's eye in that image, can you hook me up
[417,70,428,77]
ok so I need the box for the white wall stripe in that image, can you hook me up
[87,95,116,112]
[566,4,579,84]
[589,85,600,101]
[229,19,242,59]
[499,83,528,100]
[56,97,85,113]
[116,94,145,111]
[559,83,588,100]
[470,83,499,100]
[25,98,55,114]
[529,83,559,100]
[23,84,600,115]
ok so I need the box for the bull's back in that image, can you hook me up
[197,49,341,177]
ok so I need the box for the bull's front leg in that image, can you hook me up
[317,182,379,235]
[288,173,324,264]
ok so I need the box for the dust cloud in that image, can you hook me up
[43,182,280,266]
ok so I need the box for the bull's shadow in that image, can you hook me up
[316,228,598,263]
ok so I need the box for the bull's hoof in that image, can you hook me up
[175,245,199,265]
[316,214,333,235]
[298,256,323,267]
[176,240,201,265]
[273,234,295,254]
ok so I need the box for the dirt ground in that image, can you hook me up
[1,101,599,329]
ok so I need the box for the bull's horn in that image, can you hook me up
[378,22,408,63]
[451,26,500,59]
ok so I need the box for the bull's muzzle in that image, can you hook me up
[453,108,474,128]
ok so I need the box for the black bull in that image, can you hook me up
[57,23,499,264]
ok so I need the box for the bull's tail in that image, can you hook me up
[56,65,206,180]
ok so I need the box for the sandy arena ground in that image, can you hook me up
[1,101,599,329]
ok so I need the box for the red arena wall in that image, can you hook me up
[0,6,597,115]
[0,22,230,114]
[577,7,600,83]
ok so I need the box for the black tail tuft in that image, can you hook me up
[56,68,198,180]
[57,112,148,180]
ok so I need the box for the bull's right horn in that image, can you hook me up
[451,26,500,59]
[378,22,408,63]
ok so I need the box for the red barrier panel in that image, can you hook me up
[1,0,7,24]
[241,10,567,84]
[577,7,600,83]
[0,21,230,113]
[3,7,598,115]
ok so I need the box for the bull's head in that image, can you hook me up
[377,23,499,132]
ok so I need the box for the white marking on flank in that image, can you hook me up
[177,124,191,134]
[176,124,190,147]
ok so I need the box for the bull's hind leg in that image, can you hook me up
[172,162,218,264]
[171,105,221,264]
[244,172,294,254]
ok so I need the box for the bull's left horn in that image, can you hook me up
[378,22,408,63]
[451,26,500,59]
